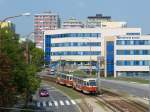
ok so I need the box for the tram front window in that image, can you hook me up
[89,80,96,86]
[70,77,73,80]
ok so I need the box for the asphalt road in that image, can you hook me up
[99,79,149,98]
[34,82,79,112]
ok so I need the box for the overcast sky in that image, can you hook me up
[0,0,149,35]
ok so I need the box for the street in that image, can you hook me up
[40,71,149,98]
[100,79,149,98]
[34,82,79,112]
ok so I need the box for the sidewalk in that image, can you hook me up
[85,97,113,112]
[76,97,113,112]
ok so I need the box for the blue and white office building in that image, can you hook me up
[114,35,150,78]
[44,28,102,66]
[43,27,150,78]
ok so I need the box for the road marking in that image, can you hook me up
[48,101,52,106]
[71,100,76,105]
[47,89,58,92]
[130,82,137,84]
[144,97,150,101]
[51,87,55,89]
[37,102,41,107]
[42,101,46,107]
[54,101,58,106]
[65,100,70,105]
[60,100,64,106]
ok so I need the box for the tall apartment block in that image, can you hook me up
[62,18,84,29]
[86,14,111,28]
[86,14,127,28]
[34,11,60,48]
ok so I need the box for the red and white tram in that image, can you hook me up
[73,77,97,94]
[56,73,73,87]
[56,72,97,94]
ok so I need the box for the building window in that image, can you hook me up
[126,32,140,35]
[46,33,101,38]
[117,50,150,55]
[51,42,101,47]
[116,40,150,45]
[116,60,150,66]
[51,51,101,56]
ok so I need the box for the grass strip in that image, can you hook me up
[104,77,149,84]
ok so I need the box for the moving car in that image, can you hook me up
[39,89,49,97]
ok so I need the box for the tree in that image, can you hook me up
[0,54,15,110]
[31,48,44,70]
[0,27,20,110]
[0,27,41,111]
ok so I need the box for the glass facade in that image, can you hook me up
[51,42,101,47]
[45,35,51,63]
[44,34,101,64]
[126,32,140,35]
[51,51,101,56]
[117,71,149,79]
[116,60,150,66]
[106,41,114,76]
[116,40,150,45]
[117,50,150,55]
[45,33,101,38]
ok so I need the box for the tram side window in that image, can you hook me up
[73,77,77,82]
[81,80,84,86]
[70,77,72,80]
[80,80,83,85]
[79,80,82,85]
[79,79,82,84]
[89,80,96,86]
[62,74,66,79]
[78,79,81,84]
[83,81,86,86]
[86,82,89,86]
[66,76,69,80]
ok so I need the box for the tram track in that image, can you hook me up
[96,91,148,112]
[41,75,149,112]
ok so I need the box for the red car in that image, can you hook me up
[39,89,49,97]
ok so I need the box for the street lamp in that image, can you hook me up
[82,38,92,76]
[149,65,150,112]
[21,13,31,16]
[0,12,31,54]
[97,56,105,93]
[24,32,34,64]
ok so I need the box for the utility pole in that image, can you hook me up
[0,22,3,55]
[82,38,92,75]
[25,32,34,64]
[89,41,92,76]
[97,56,101,93]
[149,65,150,112]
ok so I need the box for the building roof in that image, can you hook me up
[63,17,83,24]
[35,11,58,16]
[87,14,111,19]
